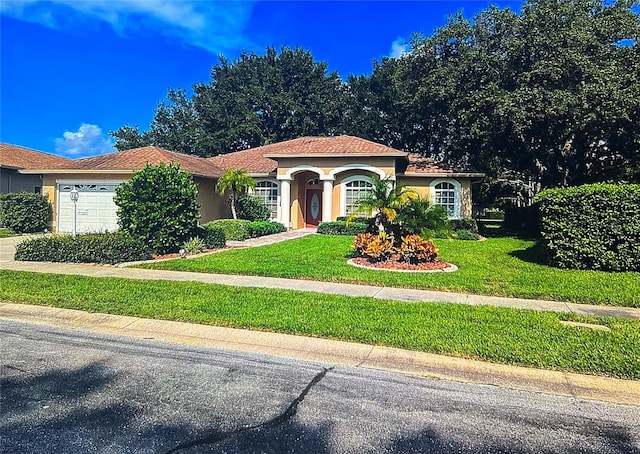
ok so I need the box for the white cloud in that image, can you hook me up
[389,37,409,58]
[0,0,257,53]
[55,123,115,158]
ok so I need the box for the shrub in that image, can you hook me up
[0,192,51,233]
[398,234,439,264]
[249,221,286,238]
[114,163,200,254]
[317,221,368,235]
[198,224,226,249]
[14,233,151,264]
[398,196,450,236]
[353,232,394,262]
[354,232,439,264]
[535,183,640,271]
[336,216,371,223]
[182,237,206,254]
[237,194,270,221]
[449,218,479,233]
[455,229,479,240]
[204,219,251,241]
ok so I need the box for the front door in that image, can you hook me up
[305,189,322,227]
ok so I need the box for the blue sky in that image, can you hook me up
[1,1,522,158]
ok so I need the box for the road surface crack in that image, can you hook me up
[164,366,334,454]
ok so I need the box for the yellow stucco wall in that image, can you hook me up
[399,176,473,218]
[275,157,396,180]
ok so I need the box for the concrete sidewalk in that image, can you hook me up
[2,258,639,319]
[2,235,639,319]
[1,302,638,406]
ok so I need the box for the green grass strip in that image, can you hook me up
[1,270,639,379]
[139,235,640,307]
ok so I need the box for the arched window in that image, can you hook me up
[431,179,461,219]
[342,177,373,216]
[254,180,279,220]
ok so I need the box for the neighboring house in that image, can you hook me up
[0,143,71,194]
[11,136,483,233]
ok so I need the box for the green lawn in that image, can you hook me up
[1,269,639,379]
[0,228,13,238]
[139,235,640,307]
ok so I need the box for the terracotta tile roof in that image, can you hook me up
[402,154,484,177]
[209,135,407,174]
[58,146,222,178]
[0,143,72,169]
[260,135,407,157]
[208,148,277,175]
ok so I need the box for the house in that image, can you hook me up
[0,143,71,194]
[208,136,484,229]
[6,136,483,233]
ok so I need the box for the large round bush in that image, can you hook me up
[114,163,200,254]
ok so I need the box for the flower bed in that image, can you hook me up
[348,257,457,273]
[351,232,457,272]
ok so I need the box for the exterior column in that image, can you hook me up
[279,178,291,229]
[321,177,334,223]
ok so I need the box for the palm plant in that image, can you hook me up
[354,177,417,234]
[215,169,256,219]
[397,195,450,238]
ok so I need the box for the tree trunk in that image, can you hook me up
[230,194,238,219]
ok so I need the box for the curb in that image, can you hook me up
[1,302,638,407]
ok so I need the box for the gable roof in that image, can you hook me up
[0,143,72,170]
[49,146,223,178]
[208,135,407,174]
[401,154,484,178]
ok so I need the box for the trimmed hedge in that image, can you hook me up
[14,233,152,264]
[336,216,372,223]
[449,218,478,233]
[194,225,226,249]
[0,192,51,233]
[204,219,251,241]
[249,221,286,238]
[317,221,368,235]
[535,184,640,271]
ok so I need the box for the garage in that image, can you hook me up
[57,182,120,233]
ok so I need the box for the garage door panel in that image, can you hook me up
[58,183,119,234]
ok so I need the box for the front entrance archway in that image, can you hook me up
[305,188,322,227]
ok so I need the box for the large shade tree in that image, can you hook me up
[111,47,347,156]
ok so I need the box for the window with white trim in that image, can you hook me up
[433,181,459,218]
[344,179,373,216]
[254,180,279,220]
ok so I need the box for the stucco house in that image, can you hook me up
[6,136,483,233]
[0,143,71,194]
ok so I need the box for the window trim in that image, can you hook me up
[430,178,462,219]
[340,175,373,217]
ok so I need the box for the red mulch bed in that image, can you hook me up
[350,257,452,271]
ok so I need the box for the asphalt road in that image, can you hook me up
[2,319,639,454]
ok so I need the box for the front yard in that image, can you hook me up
[139,235,640,307]
[1,269,638,379]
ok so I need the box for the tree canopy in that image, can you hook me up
[111,0,640,192]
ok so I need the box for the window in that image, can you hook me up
[254,180,279,220]
[344,178,373,216]
[432,180,460,218]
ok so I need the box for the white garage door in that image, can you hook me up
[58,183,120,233]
